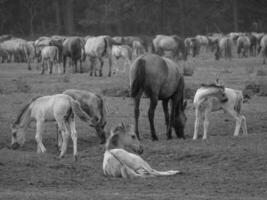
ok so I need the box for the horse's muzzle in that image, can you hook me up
[11,142,20,150]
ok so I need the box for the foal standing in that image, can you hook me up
[193,84,248,140]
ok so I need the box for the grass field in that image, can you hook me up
[0,53,267,200]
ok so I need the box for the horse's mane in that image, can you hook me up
[14,96,41,125]
[200,83,224,89]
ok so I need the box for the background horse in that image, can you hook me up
[62,37,84,73]
[84,35,114,76]
[184,37,200,58]
[259,34,267,64]
[237,35,251,57]
[40,46,60,74]
[214,37,233,60]
[62,89,107,144]
[10,94,93,160]
[193,83,247,140]
[103,123,180,178]
[195,35,209,53]
[130,54,187,141]
[153,35,186,60]
[111,44,132,74]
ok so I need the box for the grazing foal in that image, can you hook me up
[193,84,248,140]
[103,123,180,178]
[10,94,92,159]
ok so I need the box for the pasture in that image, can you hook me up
[0,54,267,200]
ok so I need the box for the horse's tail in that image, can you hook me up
[234,91,243,114]
[130,58,146,98]
[101,37,108,57]
[70,99,91,122]
[225,38,232,59]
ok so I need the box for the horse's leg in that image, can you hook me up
[162,99,171,139]
[241,115,248,135]
[134,93,142,140]
[41,60,45,74]
[79,58,83,73]
[69,118,78,161]
[226,108,242,137]
[63,56,66,74]
[148,96,159,141]
[49,60,53,74]
[193,107,201,140]
[59,122,70,159]
[203,106,211,140]
[108,56,112,76]
[35,121,46,153]
[89,57,93,76]
[113,57,119,74]
[99,57,104,77]
[74,59,78,73]
[56,125,63,153]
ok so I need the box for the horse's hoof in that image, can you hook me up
[74,155,78,162]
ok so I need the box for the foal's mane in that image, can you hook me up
[14,96,41,125]
[200,83,224,89]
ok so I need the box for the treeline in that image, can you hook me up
[0,0,266,38]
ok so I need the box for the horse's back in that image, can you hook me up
[31,94,72,120]
[154,35,177,50]
[131,54,182,99]
[63,37,82,57]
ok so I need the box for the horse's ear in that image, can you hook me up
[183,101,187,110]
[121,122,125,129]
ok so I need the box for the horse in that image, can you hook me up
[130,54,187,141]
[111,45,132,74]
[62,37,84,73]
[103,123,180,178]
[193,83,247,140]
[84,35,114,76]
[195,35,209,53]
[40,46,60,74]
[214,37,233,60]
[259,34,267,64]
[153,35,187,60]
[61,89,107,144]
[10,94,94,160]
[184,37,200,57]
[246,33,257,56]
[0,38,31,69]
[237,35,251,58]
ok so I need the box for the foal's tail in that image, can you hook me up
[149,169,181,176]
[130,58,146,97]
[70,99,91,122]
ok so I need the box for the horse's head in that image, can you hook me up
[173,101,187,139]
[107,123,143,154]
[200,83,228,103]
[10,123,25,149]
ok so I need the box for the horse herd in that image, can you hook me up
[0,31,267,76]
[7,36,250,178]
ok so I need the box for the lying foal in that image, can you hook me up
[103,123,180,178]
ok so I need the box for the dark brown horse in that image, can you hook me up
[130,54,187,141]
[62,37,84,73]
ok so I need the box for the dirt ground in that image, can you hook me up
[0,53,267,200]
